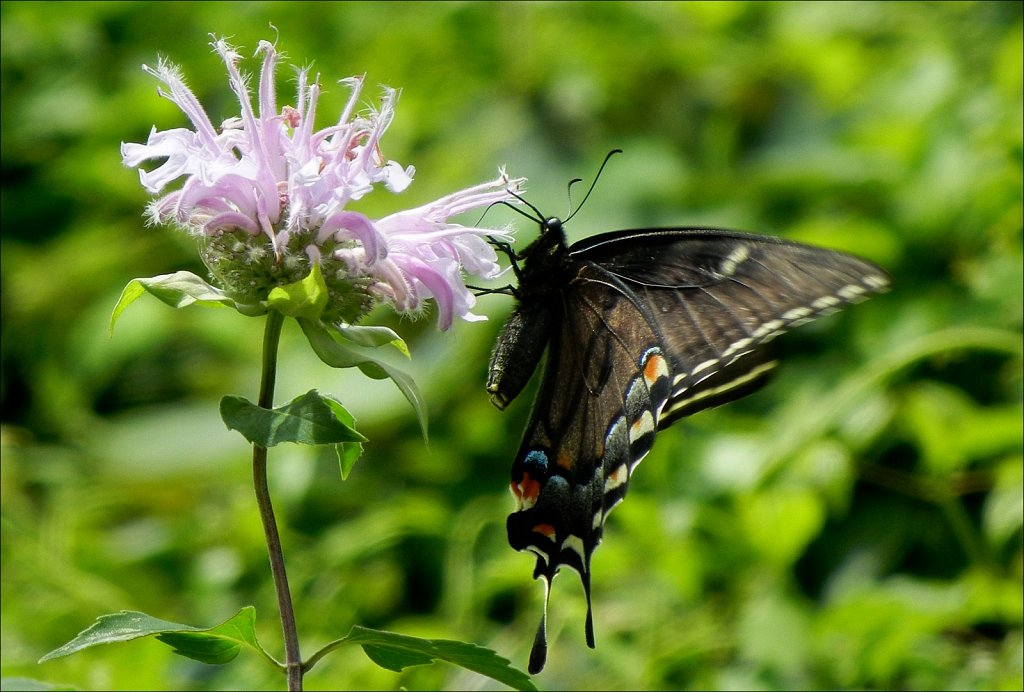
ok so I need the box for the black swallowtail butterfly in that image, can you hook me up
[485,156,890,674]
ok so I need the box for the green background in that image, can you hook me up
[2,1,1021,690]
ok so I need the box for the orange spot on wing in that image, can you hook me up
[643,352,667,386]
[533,523,556,539]
[512,472,541,510]
[557,451,575,470]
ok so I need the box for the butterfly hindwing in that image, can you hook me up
[491,224,890,673]
[505,263,673,673]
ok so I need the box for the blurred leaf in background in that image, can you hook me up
[1,2,1021,690]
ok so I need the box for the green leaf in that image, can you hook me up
[343,626,536,691]
[220,390,366,448]
[322,395,364,479]
[267,263,328,320]
[38,607,278,669]
[154,606,270,665]
[299,318,383,369]
[359,360,429,444]
[335,323,411,358]
[299,318,428,442]
[109,271,236,334]
[156,632,243,665]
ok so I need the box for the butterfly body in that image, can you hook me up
[488,221,890,674]
[486,217,570,410]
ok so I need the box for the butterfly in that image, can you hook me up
[484,155,891,674]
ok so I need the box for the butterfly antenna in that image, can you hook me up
[564,148,623,223]
[565,176,583,218]
[474,200,505,227]
[502,190,547,225]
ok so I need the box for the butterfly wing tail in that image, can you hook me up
[528,576,552,674]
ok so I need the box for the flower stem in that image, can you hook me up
[252,310,303,690]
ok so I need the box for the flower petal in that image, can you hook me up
[321,211,387,263]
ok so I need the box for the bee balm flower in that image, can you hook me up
[121,38,523,329]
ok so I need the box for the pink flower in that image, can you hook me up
[122,37,524,329]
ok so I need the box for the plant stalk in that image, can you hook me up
[253,310,304,690]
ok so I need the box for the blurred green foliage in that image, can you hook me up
[1,1,1021,690]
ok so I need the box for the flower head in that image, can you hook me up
[122,37,524,329]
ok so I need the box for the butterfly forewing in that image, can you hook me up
[573,229,890,424]
[495,225,890,673]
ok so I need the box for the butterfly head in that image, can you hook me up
[517,216,569,267]
[501,149,623,273]
[541,216,563,236]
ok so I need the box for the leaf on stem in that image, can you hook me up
[38,607,279,669]
[299,318,428,442]
[335,323,411,358]
[109,271,237,334]
[267,262,329,320]
[322,395,364,479]
[312,626,537,691]
[220,390,366,449]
